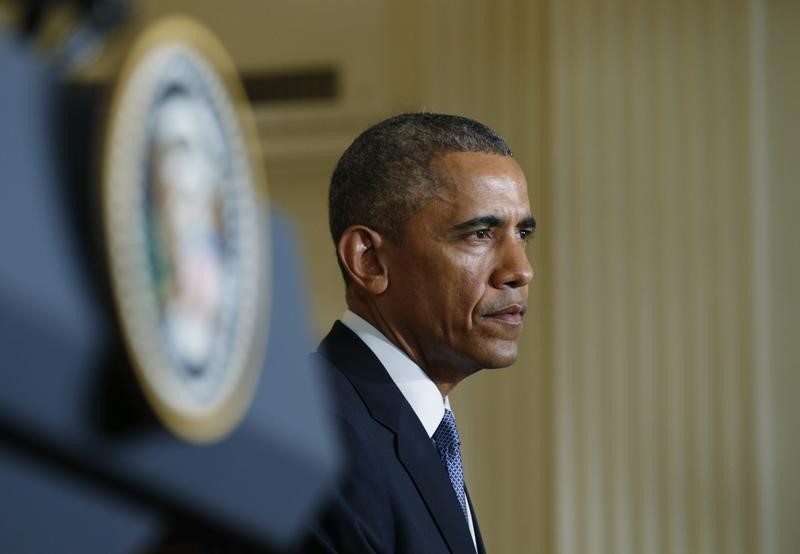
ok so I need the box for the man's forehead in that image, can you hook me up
[430,153,530,208]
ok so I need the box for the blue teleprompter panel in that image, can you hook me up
[0,32,339,551]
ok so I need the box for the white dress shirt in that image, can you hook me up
[340,310,478,551]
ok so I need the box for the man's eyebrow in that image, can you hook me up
[450,215,504,232]
[521,216,536,231]
[449,214,537,232]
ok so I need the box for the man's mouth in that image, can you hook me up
[483,304,527,325]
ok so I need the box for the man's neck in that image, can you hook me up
[345,302,463,396]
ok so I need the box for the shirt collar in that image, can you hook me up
[340,310,449,437]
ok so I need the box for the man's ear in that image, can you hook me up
[337,226,389,295]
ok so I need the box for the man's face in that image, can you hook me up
[381,152,534,379]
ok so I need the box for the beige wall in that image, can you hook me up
[548,1,758,552]
[86,1,798,551]
[757,1,800,552]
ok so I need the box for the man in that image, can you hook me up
[307,113,534,553]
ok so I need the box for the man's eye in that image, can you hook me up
[474,229,490,239]
[518,229,533,241]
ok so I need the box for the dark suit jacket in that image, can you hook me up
[304,321,486,553]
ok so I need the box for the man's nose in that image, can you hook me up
[490,241,533,288]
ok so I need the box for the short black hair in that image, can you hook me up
[328,112,512,244]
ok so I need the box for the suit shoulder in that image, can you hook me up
[303,355,397,552]
[310,350,366,417]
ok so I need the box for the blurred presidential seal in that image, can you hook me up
[101,16,270,443]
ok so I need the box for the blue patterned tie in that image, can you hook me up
[432,409,469,521]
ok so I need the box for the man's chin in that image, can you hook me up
[473,342,520,369]
[442,340,520,375]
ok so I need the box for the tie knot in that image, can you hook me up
[433,409,461,452]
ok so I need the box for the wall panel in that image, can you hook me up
[548,1,759,552]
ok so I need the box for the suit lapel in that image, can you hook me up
[319,322,477,553]
[395,408,477,553]
[466,488,486,554]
